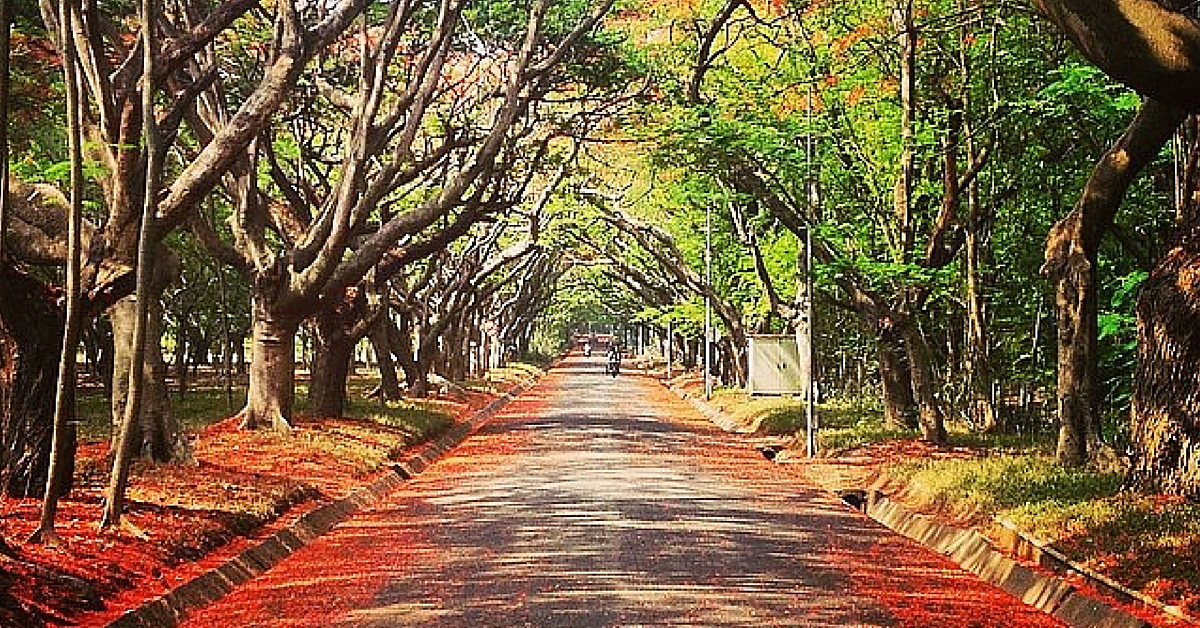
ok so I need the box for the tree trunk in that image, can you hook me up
[241,296,299,433]
[0,263,70,497]
[897,315,948,444]
[892,0,916,259]
[964,224,998,432]
[1130,226,1200,497]
[369,316,401,400]
[109,292,190,463]
[174,321,188,398]
[1051,252,1099,466]
[392,312,426,396]
[878,340,917,429]
[1042,99,1184,466]
[307,309,354,419]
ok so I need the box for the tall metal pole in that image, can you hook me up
[704,201,713,401]
[666,318,673,379]
[805,87,818,458]
[805,223,817,457]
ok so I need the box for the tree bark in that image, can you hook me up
[1042,99,1184,465]
[1032,0,1200,112]
[392,311,427,396]
[308,325,353,419]
[1130,224,1200,497]
[241,296,300,433]
[0,263,70,497]
[108,266,190,463]
[307,295,362,419]
[878,339,917,429]
[369,315,402,400]
[896,315,948,444]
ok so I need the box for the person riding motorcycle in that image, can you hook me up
[605,343,621,377]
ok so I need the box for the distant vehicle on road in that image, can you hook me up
[605,344,621,377]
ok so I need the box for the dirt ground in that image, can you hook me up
[0,386,501,628]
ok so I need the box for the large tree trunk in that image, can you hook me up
[369,316,402,401]
[109,294,190,463]
[897,315,948,445]
[0,262,71,497]
[241,296,300,433]
[1130,225,1200,497]
[1032,0,1200,112]
[108,244,190,464]
[1042,99,1184,466]
[1049,253,1100,466]
[307,307,355,419]
[878,340,917,429]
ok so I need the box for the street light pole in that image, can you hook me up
[805,221,817,458]
[667,318,673,379]
[804,86,819,458]
[704,201,713,401]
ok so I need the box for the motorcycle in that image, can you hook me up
[605,351,620,377]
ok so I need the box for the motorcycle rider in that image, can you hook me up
[605,342,621,377]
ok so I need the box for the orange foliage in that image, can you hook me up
[846,84,867,107]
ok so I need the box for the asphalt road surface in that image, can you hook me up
[178,354,1065,628]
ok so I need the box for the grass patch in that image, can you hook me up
[705,388,806,435]
[883,451,1200,611]
[349,398,454,442]
[809,398,917,452]
[819,421,916,452]
[887,454,1123,524]
[468,362,543,394]
[77,387,245,443]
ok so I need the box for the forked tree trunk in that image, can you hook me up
[1130,226,1200,497]
[241,297,300,433]
[1042,99,1183,466]
[0,263,71,497]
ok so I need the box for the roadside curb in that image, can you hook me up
[658,377,1169,628]
[103,378,536,628]
[993,518,1198,626]
[864,494,1149,628]
[663,381,751,434]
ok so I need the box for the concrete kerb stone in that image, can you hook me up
[864,490,1150,627]
[1054,592,1151,628]
[995,519,1198,627]
[103,376,538,628]
[660,379,1158,628]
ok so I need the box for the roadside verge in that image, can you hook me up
[104,379,535,628]
[660,377,1173,628]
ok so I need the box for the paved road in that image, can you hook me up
[179,355,1064,628]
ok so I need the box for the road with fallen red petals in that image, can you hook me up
[178,355,1065,628]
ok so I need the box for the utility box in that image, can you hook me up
[747,335,805,396]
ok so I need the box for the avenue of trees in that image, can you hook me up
[2,0,1200,547]
[546,0,1200,498]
